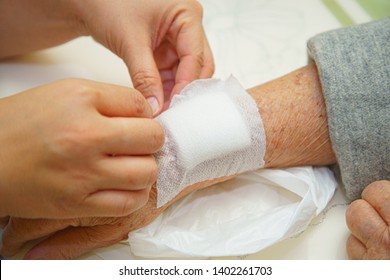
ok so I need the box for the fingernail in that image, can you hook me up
[146,96,159,115]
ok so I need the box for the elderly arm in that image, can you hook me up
[1,63,339,259]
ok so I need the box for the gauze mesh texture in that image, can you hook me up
[155,76,266,207]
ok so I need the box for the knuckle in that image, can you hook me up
[48,82,102,158]
[193,51,205,68]
[132,70,160,95]
[55,125,102,159]
[60,78,95,101]
[173,0,203,19]
[56,129,85,154]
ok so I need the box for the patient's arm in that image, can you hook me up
[250,63,335,168]
[0,64,337,259]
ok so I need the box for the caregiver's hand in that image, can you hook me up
[0,79,164,219]
[0,187,164,260]
[71,0,214,113]
[0,178,230,259]
[346,180,390,259]
[1,0,214,114]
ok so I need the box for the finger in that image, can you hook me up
[100,118,165,155]
[347,234,367,259]
[155,41,178,98]
[82,187,151,217]
[1,218,74,257]
[160,69,175,102]
[199,33,215,79]
[0,215,123,257]
[361,180,390,223]
[346,199,387,245]
[123,38,164,116]
[170,22,205,96]
[24,224,127,260]
[85,80,153,118]
[161,64,179,110]
[155,40,179,70]
[96,155,158,191]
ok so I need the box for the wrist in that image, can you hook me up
[146,64,336,215]
[248,64,336,168]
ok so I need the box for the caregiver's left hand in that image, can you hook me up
[0,188,163,260]
[71,0,214,114]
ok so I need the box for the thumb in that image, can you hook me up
[124,43,163,116]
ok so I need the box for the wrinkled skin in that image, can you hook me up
[346,180,390,259]
[0,186,164,259]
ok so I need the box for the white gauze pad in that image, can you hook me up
[155,76,266,207]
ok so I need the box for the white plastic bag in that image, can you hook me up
[128,166,337,258]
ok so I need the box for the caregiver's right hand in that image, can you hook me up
[0,79,164,219]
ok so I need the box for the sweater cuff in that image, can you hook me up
[307,18,390,200]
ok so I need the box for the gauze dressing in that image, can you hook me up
[155,76,266,207]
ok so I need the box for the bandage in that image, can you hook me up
[155,76,266,207]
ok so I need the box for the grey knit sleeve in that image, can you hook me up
[307,17,390,201]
